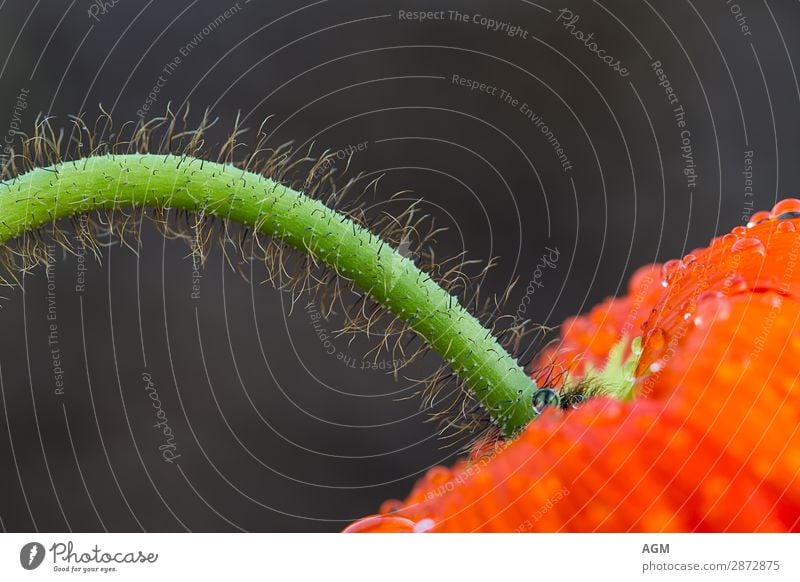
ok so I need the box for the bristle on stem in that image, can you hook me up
[0,153,539,436]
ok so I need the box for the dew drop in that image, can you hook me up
[649,361,664,373]
[731,237,766,257]
[747,210,772,228]
[683,253,697,266]
[414,518,436,533]
[646,327,667,357]
[771,198,800,217]
[631,335,643,356]
[721,233,739,246]
[693,291,731,327]
[776,221,796,234]
[562,393,585,410]
[427,467,451,486]
[677,299,693,322]
[623,358,637,381]
[532,388,560,414]
[726,274,748,294]
[380,499,405,514]
[732,226,748,236]
[660,259,684,287]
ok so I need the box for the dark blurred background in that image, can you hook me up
[0,0,798,532]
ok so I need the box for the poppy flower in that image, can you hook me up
[345,200,800,532]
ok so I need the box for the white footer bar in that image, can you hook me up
[1,533,797,581]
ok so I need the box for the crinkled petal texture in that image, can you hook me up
[346,203,800,533]
[532,263,662,385]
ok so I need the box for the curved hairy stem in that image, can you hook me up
[0,153,538,435]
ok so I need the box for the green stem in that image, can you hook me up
[0,153,537,435]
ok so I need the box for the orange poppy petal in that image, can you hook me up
[346,202,800,532]
[533,263,662,385]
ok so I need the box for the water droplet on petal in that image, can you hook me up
[646,327,667,356]
[693,291,731,327]
[631,335,643,356]
[731,237,766,257]
[732,226,748,236]
[721,233,739,246]
[726,274,748,294]
[380,499,405,514]
[747,211,772,228]
[771,198,800,217]
[561,392,585,409]
[623,358,637,381]
[776,221,796,234]
[683,253,697,266]
[649,361,664,373]
[660,259,684,287]
[676,299,693,322]
[343,515,416,533]
[413,518,436,533]
[427,467,451,486]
